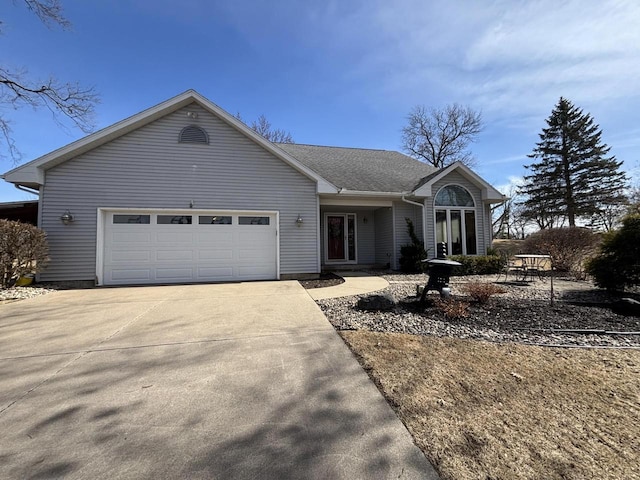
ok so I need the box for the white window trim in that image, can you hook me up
[323,212,358,264]
[433,184,479,256]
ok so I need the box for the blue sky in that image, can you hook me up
[2,0,639,202]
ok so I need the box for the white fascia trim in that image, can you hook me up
[336,190,409,197]
[2,90,340,194]
[320,198,393,207]
[413,161,504,201]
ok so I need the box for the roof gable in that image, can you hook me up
[412,161,505,203]
[2,90,338,193]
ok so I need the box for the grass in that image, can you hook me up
[340,331,640,480]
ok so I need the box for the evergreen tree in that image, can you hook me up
[519,97,628,228]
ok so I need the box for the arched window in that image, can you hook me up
[434,185,477,255]
[179,125,209,144]
[435,185,475,207]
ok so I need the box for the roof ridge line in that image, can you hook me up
[276,143,398,152]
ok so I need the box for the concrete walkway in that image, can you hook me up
[308,271,390,300]
[0,281,437,479]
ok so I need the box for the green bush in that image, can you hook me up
[447,255,504,275]
[586,214,640,291]
[0,219,49,288]
[399,218,428,273]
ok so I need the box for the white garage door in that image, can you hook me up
[101,210,278,285]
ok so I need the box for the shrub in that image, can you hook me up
[434,298,469,319]
[399,218,428,273]
[462,282,507,304]
[521,227,599,276]
[0,220,49,288]
[447,255,504,275]
[586,214,640,291]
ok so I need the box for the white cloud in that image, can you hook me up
[462,1,640,117]
[465,1,640,69]
[494,176,525,197]
[311,0,640,121]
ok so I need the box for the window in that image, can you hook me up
[435,185,474,207]
[238,216,270,225]
[113,214,150,224]
[199,215,232,225]
[157,215,192,224]
[434,185,477,255]
[179,125,209,144]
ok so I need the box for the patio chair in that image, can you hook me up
[496,254,524,282]
[520,256,545,281]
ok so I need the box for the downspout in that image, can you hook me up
[15,184,40,196]
[401,196,427,254]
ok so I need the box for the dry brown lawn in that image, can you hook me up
[341,331,640,480]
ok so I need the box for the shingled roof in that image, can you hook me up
[275,143,439,193]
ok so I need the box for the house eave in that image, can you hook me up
[332,189,410,197]
[318,190,410,207]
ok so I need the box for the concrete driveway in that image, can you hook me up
[0,281,438,479]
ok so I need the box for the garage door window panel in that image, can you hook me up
[239,216,270,225]
[199,215,232,225]
[157,215,193,224]
[113,214,150,224]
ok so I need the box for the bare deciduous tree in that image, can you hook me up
[401,104,482,168]
[235,113,294,143]
[491,185,533,239]
[22,0,71,28]
[1,1,99,162]
[250,114,294,143]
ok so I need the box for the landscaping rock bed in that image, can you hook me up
[318,273,640,348]
[0,285,57,304]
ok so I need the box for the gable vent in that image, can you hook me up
[179,125,209,144]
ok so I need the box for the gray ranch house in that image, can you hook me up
[2,90,504,286]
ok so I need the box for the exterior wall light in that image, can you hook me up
[60,210,75,225]
[296,214,303,226]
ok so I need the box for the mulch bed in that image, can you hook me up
[298,272,345,289]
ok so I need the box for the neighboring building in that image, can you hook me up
[0,200,39,225]
[2,90,504,286]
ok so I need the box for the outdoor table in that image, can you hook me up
[420,258,462,305]
[513,254,551,282]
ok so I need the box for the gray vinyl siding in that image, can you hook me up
[374,207,393,266]
[485,203,493,251]
[40,103,318,281]
[319,206,375,264]
[393,201,424,270]
[425,171,487,256]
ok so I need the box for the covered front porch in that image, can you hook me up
[318,196,424,271]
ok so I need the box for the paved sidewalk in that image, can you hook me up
[307,271,390,300]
